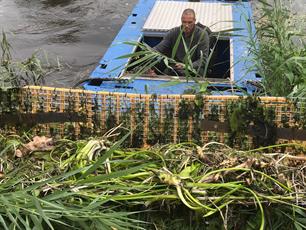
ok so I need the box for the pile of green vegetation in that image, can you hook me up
[0,134,305,229]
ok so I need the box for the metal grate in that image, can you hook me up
[143,1,233,34]
[1,86,306,148]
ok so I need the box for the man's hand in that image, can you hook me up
[145,68,157,76]
[174,63,185,70]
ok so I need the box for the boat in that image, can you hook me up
[81,0,259,95]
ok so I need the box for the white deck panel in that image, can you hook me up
[143,1,233,33]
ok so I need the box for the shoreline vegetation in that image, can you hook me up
[0,31,62,89]
[249,0,306,97]
[0,0,305,229]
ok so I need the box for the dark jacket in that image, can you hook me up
[154,25,210,72]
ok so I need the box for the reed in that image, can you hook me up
[0,32,61,89]
[248,0,306,97]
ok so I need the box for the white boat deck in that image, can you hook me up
[143,1,233,34]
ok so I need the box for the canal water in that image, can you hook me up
[0,0,138,87]
[0,0,304,87]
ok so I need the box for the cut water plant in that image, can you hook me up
[0,133,305,229]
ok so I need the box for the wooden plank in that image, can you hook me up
[0,112,86,126]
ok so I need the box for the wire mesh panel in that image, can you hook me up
[0,86,305,148]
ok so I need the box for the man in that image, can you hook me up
[151,8,210,76]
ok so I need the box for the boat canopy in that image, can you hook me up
[143,1,233,36]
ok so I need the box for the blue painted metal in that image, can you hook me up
[84,0,257,95]
[231,1,260,94]
[84,78,247,95]
[90,0,156,79]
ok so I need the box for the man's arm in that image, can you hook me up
[153,29,174,57]
[192,30,210,71]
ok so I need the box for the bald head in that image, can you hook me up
[181,8,196,36]
[182,8,196,19]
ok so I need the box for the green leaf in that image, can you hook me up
[0,215,9,230]
[179,166,193,178]
[29,215,43,230]
[200,81,209,92]
[116,50,150,60]
[25,166,90,191]
[43,190,72,202]
[81,132,130,178]
[171,29,183,59]
[158,80,181,88]
[80,163,150,184]
[125,53,157,69]
[32,196,54,230]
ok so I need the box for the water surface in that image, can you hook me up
[0,0,137,87]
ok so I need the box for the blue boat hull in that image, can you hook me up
[84,0,260,95]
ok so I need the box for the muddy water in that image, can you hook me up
[0,0,138,87]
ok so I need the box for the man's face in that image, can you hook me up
[181,13,196,35]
